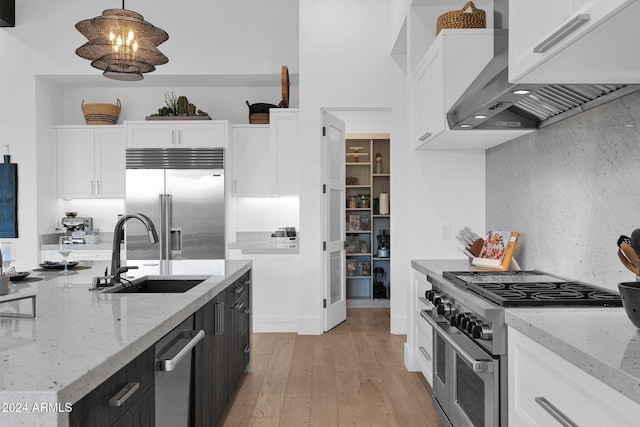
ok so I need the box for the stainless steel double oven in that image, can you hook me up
[422,269,623,427]
[421,308,502,427]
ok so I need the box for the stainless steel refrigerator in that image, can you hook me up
[125,148,225,273]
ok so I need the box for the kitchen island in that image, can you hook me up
[0,259,251,427]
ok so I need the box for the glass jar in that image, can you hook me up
[358,194,370,208]
[347,196,358,209]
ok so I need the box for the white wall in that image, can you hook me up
[0,0,298,270]
[299,0,406,334]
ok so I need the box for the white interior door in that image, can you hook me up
[323,111,346,331]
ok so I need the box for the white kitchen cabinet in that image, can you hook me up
[406,268,433,386]
[413,30,533,150]
[508,327,640,427]
[231,110,299,197]
[509,0,640,83]
[231,125,272,197]
[125,121,228,148]
[228,250,299,332]
[269,109,299,195]
[55,126,125,199]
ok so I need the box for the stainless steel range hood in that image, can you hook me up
[447,0,640,131]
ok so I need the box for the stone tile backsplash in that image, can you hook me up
[486,91,640,290]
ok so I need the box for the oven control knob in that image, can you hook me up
[472,324,493,340]
[453,313,467,327]
[433,295,445,305]
[460,315,474,330]
[425,290,434,301]
[466,319,482,334]
[437,303,452,316]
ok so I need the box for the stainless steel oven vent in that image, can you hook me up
[446,0,640,131]
[515,84,628,121]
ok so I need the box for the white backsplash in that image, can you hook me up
[486,91,640,291]
[235,196,299,232]
[60,199,124,233]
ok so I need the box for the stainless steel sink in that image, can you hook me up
[102,277,205,293]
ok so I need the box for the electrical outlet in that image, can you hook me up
[441,224,451,240]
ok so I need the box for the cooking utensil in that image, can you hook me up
[620,243,640,274]
[617,235,632,248]
[618,249,640,275]
[631,229,640,258]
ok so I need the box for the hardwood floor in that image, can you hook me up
[221,308,443,427]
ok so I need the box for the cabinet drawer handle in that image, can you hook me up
[157,330,205,372]
[215,302,224,335]
[243,278,251,286]
[418,131,432,141]
[96,180,101,194]
[234,302,245,311]
[534,397,578,427]
[418,346,432,362]
[108,382,140,407]
[243,345,251,353]
[89,181,94,194]
[533,14,590,53]
[243,307,251,315]
[235,286,244,294]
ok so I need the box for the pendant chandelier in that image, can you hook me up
[75,2,169,81]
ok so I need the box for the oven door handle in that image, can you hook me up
[420,310,494,374]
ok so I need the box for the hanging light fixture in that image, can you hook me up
[75,2,169,81]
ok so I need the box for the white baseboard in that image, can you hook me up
[404,342,417,371]
[297,315,323,335]
[252,315,298,333]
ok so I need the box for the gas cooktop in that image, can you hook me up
[442,270,623,308]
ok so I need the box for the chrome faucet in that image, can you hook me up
[110,213,158,285]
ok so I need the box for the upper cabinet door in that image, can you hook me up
[509,0,638,83]
[56,128,96,198]
[95,128,126,198]
[55,126,125,199]
[127,123,176,148]
[269,110,299,195]
[414,46,445,146]
[231,125,272,197]
[177,122,228,148]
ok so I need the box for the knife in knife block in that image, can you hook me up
[469,239,484,257]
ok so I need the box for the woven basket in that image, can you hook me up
[436,1,486,35]
[246,65,290,124]
[81,99,121,125]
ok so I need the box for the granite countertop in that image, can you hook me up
[0,259,251,427]
[411,258,640,405]
[506,308,640,405]
[228,231,299,255]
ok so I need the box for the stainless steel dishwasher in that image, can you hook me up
[155,315,204,427]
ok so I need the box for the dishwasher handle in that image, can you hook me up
[157,330,205,372]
